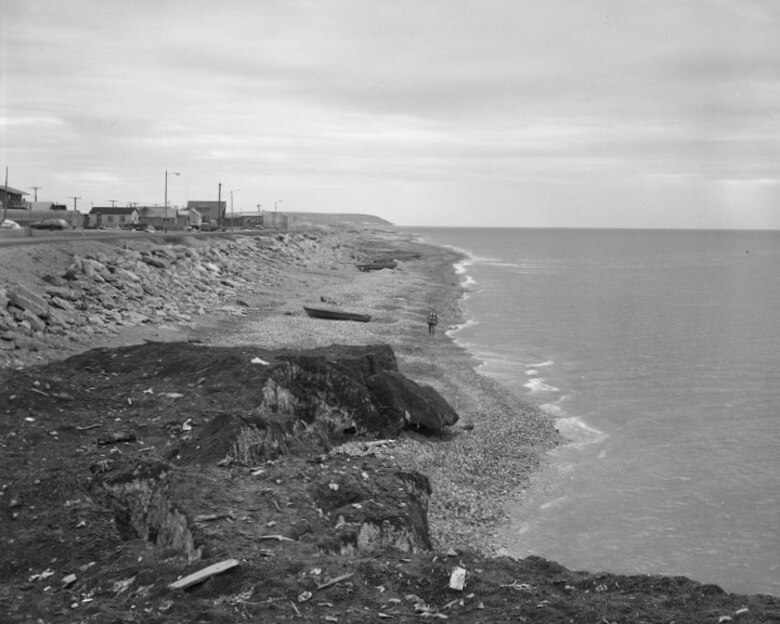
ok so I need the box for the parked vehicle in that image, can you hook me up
[30,218,70,230]
[0,219,22,229]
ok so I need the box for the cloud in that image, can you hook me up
[2,0,779,227]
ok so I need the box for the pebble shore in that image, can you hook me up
[0,227,558,553]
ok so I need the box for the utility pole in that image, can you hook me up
[229,190,239,229]
[70,196,81,211]
[164,169,180,232]
[30,186,42,202]
[1,166,8,222]
[108,199,117,207]
[217,183,222,230]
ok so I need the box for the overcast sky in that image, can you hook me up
[2,0,779,228]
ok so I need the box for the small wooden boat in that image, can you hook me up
[303,306,371,323]
[357,259,397,272]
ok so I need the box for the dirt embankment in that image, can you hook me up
[0,229,778,623]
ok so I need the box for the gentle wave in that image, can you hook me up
[446,318,478,338]
[460,274,476,288]
[555,416,608,448]
[524,377,560,393]
[539,398,566,417]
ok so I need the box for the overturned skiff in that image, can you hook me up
[303,306,371,323]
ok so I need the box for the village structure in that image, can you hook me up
[0,185,294,231]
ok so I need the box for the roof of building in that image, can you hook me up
[187,200,225,208]
[0,185,29,196]
[89,206,139,215]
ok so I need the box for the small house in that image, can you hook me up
[89,206,139,228]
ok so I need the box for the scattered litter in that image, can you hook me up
[182,418,193,431]
[163,392,184,399]
[735,608,749,615]
[316,573,354,591]
[297,590,312,603]
[112,577,135,595]
[194,512,233,523]
[61,573,77,587]
[75,423,101,431]
[251,357,270,366]
[97,431,137,445]
[28,569,55,582]
[168,559,240,590]
[449,567,466,591]
[258,534,295,542]
[719,617,733,623]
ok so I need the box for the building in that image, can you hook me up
[187,200,225,224]
[0,185,29,210]
[88,206,139,228]
[177,208,202,229]
[136,206,171,229]
[29,201,67,211]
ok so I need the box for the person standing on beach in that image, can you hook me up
[427,309,439,334]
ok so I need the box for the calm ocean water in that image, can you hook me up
[413,227,780,597]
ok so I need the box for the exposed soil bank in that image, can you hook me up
[0,228,777,623]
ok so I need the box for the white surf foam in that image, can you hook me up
[523,377,560,393]
[460,274,476,288]
[539,400,566,417]
[446,317,478,339]
[555,416,608,448]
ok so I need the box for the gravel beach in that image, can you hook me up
[186,227,561,553]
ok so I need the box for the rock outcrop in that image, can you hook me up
[60,341,458,467]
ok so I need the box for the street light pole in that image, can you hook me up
[70,196,81,211]
[164,170,180,232]
[229,190,240,229]
[2,166,8,222]
[30,186,42,202]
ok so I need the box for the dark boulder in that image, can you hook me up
[367,370,459,433]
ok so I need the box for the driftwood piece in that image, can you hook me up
[168,559,240,590]
[316,573,354,591]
